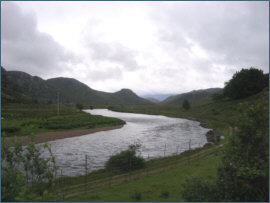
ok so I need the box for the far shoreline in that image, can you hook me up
[4,124,124,146]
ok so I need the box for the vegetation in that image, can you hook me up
[105,144,145,172]
[182,99,190,110]
[65,146,220,202]
[1,104,125,137]
[181,91,269,201]
[1,66,268,201]
[161,88,222,106]
[1,136,59,201]
[1,67,152,105]
[223,68,268,99]
[76,103,83,111]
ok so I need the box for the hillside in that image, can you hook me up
[1,67,152,105]
[145,97,160,103]
[161,88,222,105]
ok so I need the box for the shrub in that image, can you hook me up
[216,99,269,201]
[105,144,145,172]
[223,68,266,99]
[131,191,142,201]
[1,136,59,201]
[181,96,269,202]
[76,103,83,111]
[182,99,190,110]
[160,191,169,198]
[181,177,218,201]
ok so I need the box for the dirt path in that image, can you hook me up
[4,125,124,146]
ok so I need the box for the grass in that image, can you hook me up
[108,90,268,135]
[60,90,268,201]
[65,145,221,202]
[1,104,125,137]
[2,91,267,201]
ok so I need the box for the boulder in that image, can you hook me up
[205,130,220,144]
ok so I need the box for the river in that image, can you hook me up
[42,109,210,176]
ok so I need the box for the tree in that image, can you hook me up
[216,99,269,201]
[181,95,269,201]
[76,103,83,111]
[223,68,266,99]
[182,99,190,110]
[105,144,145,172]
[1,136,59,201]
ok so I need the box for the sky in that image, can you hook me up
[1,1,269,97]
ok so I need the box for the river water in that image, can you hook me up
[42,109,210,176]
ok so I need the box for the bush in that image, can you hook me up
[182,99,190,110]
[223,68,266,99]
[105,144,145,172]
[181,96,269,202]
[131,191,142,201]
[216,99,269,201]
[160,191,169,198]
[181,177,219,201]
[1,136,59,201]
[76,103,83,111]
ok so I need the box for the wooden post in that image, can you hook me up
[164,144,166,157]
[188,139,191,164]
[85,154,88,193]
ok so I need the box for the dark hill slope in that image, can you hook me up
[161,88,222,105]
[111,89,153,105]
[1,67,152,105]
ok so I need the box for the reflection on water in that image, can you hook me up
[42,109,210,176]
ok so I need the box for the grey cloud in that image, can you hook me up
[88,42,140,71]
[152,2,269,73]
[1,2,77,77]
[86,66,123,81]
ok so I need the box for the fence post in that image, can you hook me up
[188,139,191,164]
[129,152,131,181]
[164,144,166,157]
[177,145,179,155]
[85,154,88,194]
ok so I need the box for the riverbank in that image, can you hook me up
[4,124,124,146]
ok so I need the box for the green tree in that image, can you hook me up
[182,99,190,110]
[1,136,59,201]
[181,95,269,201]
[216,99,269,201]
[223,68,266,99]
[76,103,83,111]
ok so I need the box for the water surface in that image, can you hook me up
[43,109,209,176]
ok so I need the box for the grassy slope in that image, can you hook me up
[65,147,220,202]
[109,90,268,134]
[66,90,268,201]
[1,104,125,137]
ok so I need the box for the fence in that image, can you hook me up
[53,140,219,200]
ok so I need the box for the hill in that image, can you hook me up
[144,97,160,103]
[161,88,222,105]
[1,67,152,105]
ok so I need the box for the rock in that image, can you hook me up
[205,130,220,144]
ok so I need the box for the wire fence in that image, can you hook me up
[53,140,218,200]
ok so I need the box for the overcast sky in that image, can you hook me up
[1,1,269,96]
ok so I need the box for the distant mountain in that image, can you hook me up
[1,67,153,105]
[145,97,160,103]
[141,94,176,101]
[161,88,222,105]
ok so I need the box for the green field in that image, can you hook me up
[1,104,125,137]
[50,144,220,202]
[62,90,268,201]
[2,89,268,201]
[109,90,268,134]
